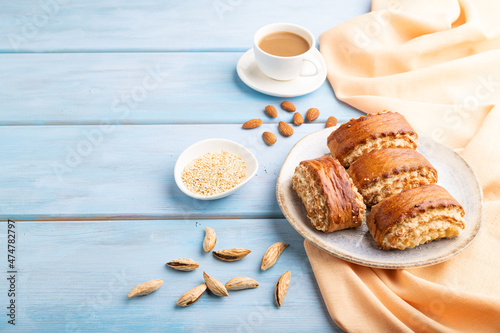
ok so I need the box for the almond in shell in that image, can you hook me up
[242,119,263,129]
[203,272,229,297]
[225,277,259,290]
[262,132,277,146]
[213,248,251,261]
[176,283,207,307]
[203,226,217,252]
[281,101,296,112]
[166,258,199,271]
[128,279,163,298]
[275,271,291,307]
[278,121,293,137]
[264,105,278,118]
[261,242,289,271]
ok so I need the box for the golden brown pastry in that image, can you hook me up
[347,148,438,206]
[327,112,418,168]
[292,155,366,232]
[366,184,466,250]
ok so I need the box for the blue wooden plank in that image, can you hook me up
[0,52,362,126]
[0,219,341,332]
[0,0,370,53]
[0,123,361,221]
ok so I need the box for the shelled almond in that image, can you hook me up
[326,116,337,128]
[281,101,296,112]
[265,105,278,118]
[242,118,263,129]
[263,132,277,146]
[293,113,304,126]
[278,121,294,137]
[306,108,319,121]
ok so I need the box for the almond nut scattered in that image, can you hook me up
[213,248,251,261]
[176,283,207,307]
[326,116,338,128]
[203,272,229,297]
[128,279,164,298]
[225,277,259,290]
[203,226,217,252]
[281,101,296,112]
[275,271,291,307]
[261,242,290,271]
[264,105,278,118]
[293,113,304,126]
[242,119,263,129]
[166,258,200,271]
[278,121,294,137]
[262,132,277,146]
[306,108,319,121]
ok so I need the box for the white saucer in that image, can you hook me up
[236,48,327,98]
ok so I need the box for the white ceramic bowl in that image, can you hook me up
[174,139,258,200]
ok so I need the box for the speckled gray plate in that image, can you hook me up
[277,127,483,268]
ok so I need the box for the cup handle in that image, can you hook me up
[300,58,320,77]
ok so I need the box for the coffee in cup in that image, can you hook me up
[253,23,319,81]
[258,31,310,57]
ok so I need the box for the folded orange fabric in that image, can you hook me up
[305,0,500,332]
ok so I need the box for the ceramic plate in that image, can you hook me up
[276,127,483,268]
[236,48,327,97]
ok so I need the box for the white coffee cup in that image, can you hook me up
[253,23,319,81]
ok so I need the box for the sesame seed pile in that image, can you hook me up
[181,150,247,196]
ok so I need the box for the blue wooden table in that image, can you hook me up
[1,1,370,331]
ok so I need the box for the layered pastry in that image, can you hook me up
[292,155,366,232]
[347,148,438,206]
[366,184,466,250]
[327,112,418,168]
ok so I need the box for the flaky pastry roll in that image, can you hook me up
[327,112,417,168]
[366,184,465,250]
[347,148,438,206]
[292,155,366,232]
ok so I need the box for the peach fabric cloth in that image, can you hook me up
[305,0,500,332]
